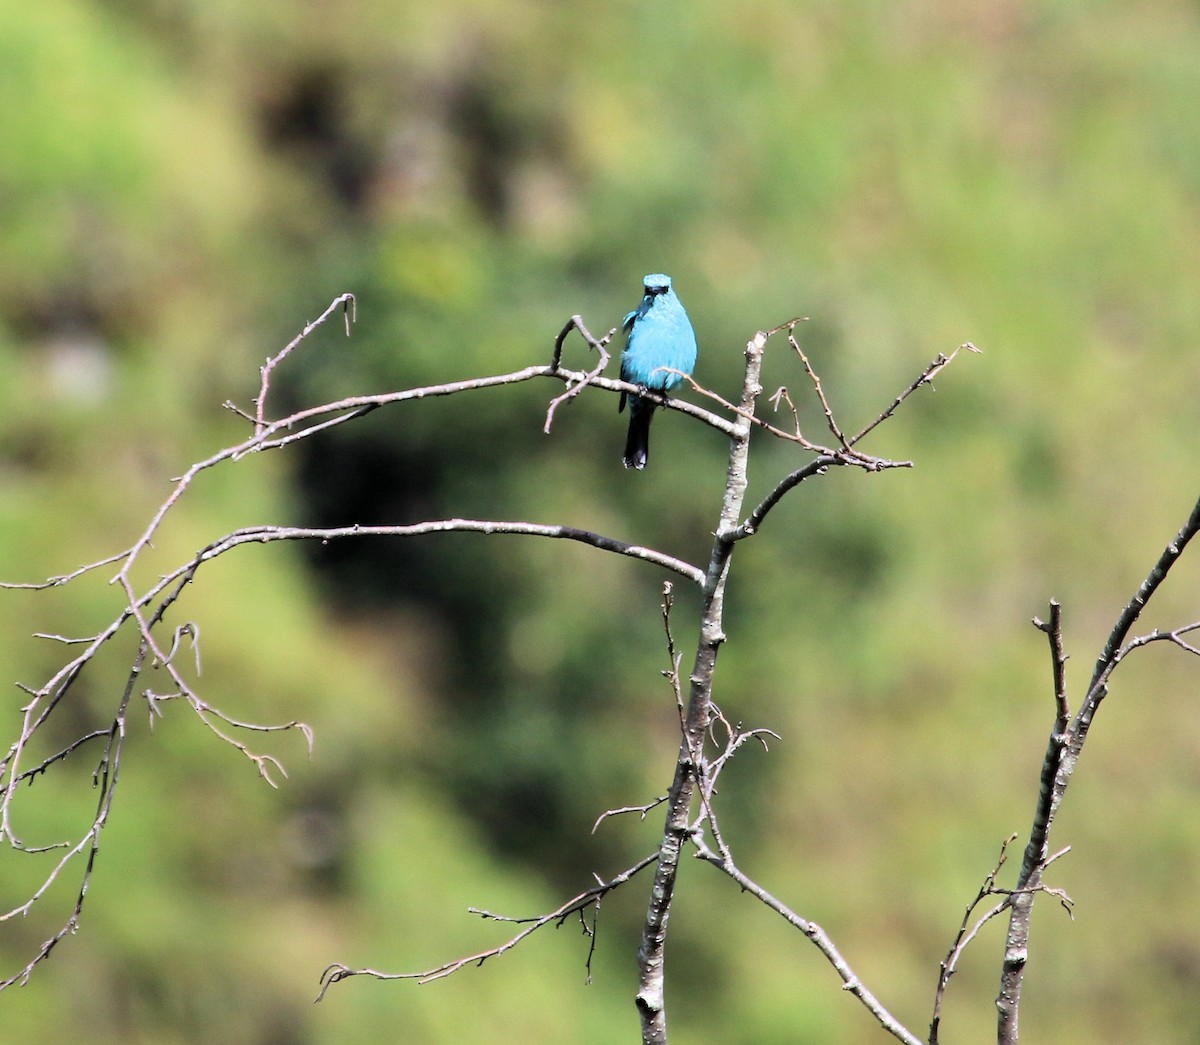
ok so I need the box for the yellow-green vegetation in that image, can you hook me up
[3,1,1200,1042]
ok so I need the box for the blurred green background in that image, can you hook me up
[3,1,1200,1042]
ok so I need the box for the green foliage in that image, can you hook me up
[3,1,1200,1041]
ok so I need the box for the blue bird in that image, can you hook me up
[618,274,698,469]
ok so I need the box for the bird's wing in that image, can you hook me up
[622,309,637,332]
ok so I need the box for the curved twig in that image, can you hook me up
[316,853,658,1000]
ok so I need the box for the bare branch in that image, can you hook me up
[735,452,911,540]
[551,313,614,371]
[0,642,143,989]
[672,369,844,453]
[1032,601,1070,730]
[592,796,669,834]
[1090,493,1200,694]
[788,327,851,450]
[12,730,111,785]
[0,549,131,590]
[931,834,1017,1044]
[731,333,976,540]
[849,342,980,447]
[253,292,356,433]
[315,853,658,1001]
[1122,621,1200,659]
[142,689,313,786]
[189,521,706,588]
[544,314,620,432]
[999,491,1200,1043]
[636,330,767,1044]
[659,582,686,722]
[692,835,923,1045]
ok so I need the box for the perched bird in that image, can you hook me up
[618,273,698,469]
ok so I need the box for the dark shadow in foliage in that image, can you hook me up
[257,65,375,211]
[289,402,640,883]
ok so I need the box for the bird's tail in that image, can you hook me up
[623,400,655,470]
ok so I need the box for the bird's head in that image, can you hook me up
[642,274,673,296]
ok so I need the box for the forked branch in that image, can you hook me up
[996,490,1200,1044]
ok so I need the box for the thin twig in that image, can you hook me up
[931,834,1018,1044]
[788,328,850,450]
[0,643,143,988]
[849,342,980,447]
[254,292,356,433]
[0,549,131,591]
[592,795,670,834]
[544,315,617,432]
[672,370,840,452]
[316,853,658,1001]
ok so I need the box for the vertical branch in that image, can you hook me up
[1034,601,1070,733]
[636,331,766,1044]
[998,492,1200,1043]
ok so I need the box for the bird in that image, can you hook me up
[618,273,698,469]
